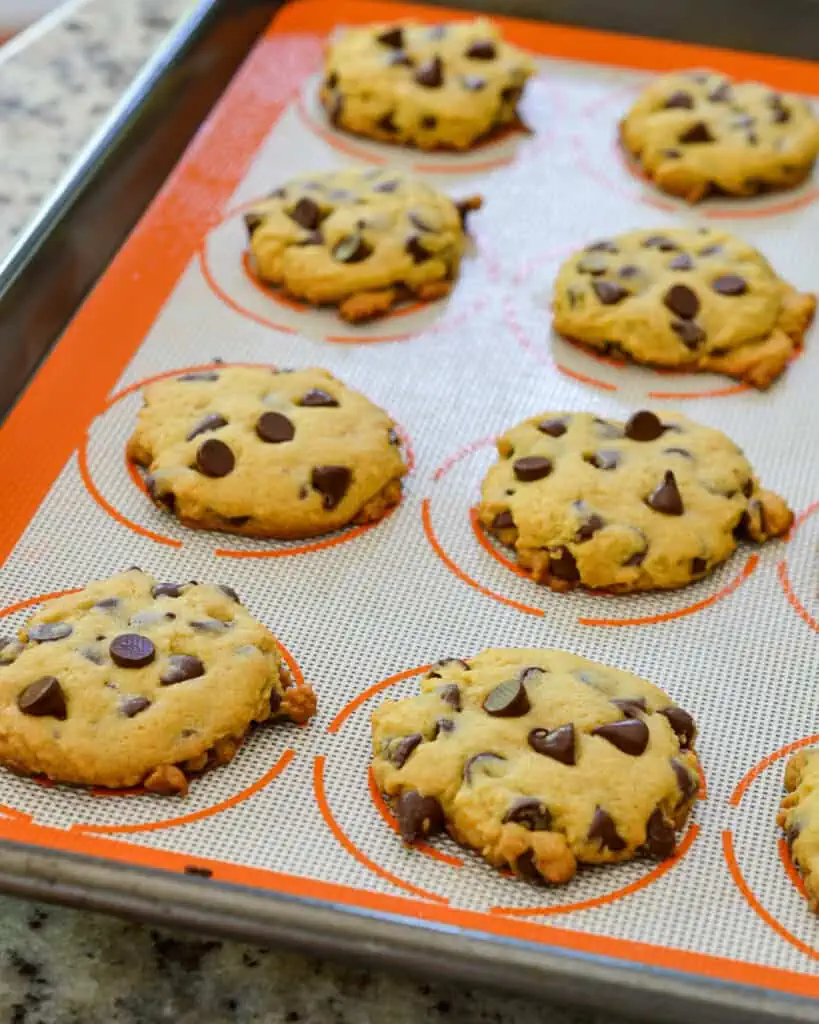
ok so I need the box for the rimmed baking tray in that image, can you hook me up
[0,2,818,1021]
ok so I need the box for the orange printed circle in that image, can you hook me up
[79,362,413,558]
[323,663,702,913]
[776,501,819,633]
[199,198,483,346]
[0,587,303,831]
[423,436,759,627]
[724,734,819,961]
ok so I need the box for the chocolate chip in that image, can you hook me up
[772,104,790,124]
[671,320,706,348]
[549,547,579,583]
[575,514,605,542]
[377,111,398,133]
[438,684,461,710]
[196,438,234,477]
[389,51,414,67]
[691,556,707,574]
[406,236,431,264]
[672,758,699,802]
[698,244,722,257]
[624,548,647,567]
[191,619,228,634]
[297,230,323,246]
[500,85,522,104]
[643,235,678,252]
[663,284,700,320]
[742,478,754,498]
[611,697,647,718]
[708,81,732,102]
[661,148,682,159]
[179,371,219,382]
[585,450,619,471]
[28,622,72,643]
[503,797,551,830]
[396,791,444,843]
[466,40,496,59]
[324,72,338,89]
[80,647,105,665]
[152,583,183,599]
[513,456,552,482]
[389,733,423,768]
[146,476,175,513]
[537,418,567,437]
[434,718,455,738]
[420,115,437,130]
[377,26,403,47]
[161,654,205,685]
[110,634,156,668]
[577,254,608,275]
[94,597,120,611]
[298,389,339,408]
[327,93,343,126]
[669,253,694,271]
[528,723,576,765]
[311,465,351,510]
[593,718,649,755]
[17,677,67,719]
[492,510,515,530]
[463,752,506,784]
[679,122,714,144]
[186,414,228,442]
[415,57,443,88]
[647,470,684,516]
[388,428,400,446]
[588,807,626,851]
[121,696,151,718]
[625,410,666,442]
[372,178,400,193]
[712,274,747,296]
[332,234,372,264]
[592,280,629,305]
[244,212,263,237]
[461,75,486,91]
[587,240,619,253]
[256,412,295,444]
[659,706,696,749]
[217,585,240,603]
[514,849,542,882]
[288,197,321,231]
[428,657,469,677]
[641,808,676,860]
[663,90,694,109]
[482,678,530,718]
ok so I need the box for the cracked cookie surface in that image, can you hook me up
[127,366,408,539]
[552,227,815,389]
[0,569,316,793]
[371,647,699,884]
[245,167,480,323]
[620,69,819,202]
[320,18,534,151]
[478,409,792,593]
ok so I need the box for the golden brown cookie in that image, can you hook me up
[127,366,408,540]
[0,569,316,794]
[779,748,819,909]
[372,648,699,885]
[320,19,534,151]
[552,227,815,389]
[478,409,792,593]
[244,168,481,323]
[620,69,819,202]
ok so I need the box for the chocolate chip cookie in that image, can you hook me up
[320,18,534,151]
[372,648,699,884]
[553,227,815,388]
[245,168,481,323]
[478,409,792,593]
[620,70,819,202]
[0,569,316,794]
[779,748,819,909]
[127,366,408,539]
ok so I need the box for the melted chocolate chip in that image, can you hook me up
[179,371,219,382]
[311,465,351,510]
[672,758,699,802]
[492,510,515,531]
[575,514,605,542]
[196,439,235,477]
[691,556,708,574]
[256,412,295,444]
[152,583,183,599]
[389,733,423,768]
[503,797,551,831]
[708,81,732,102]
[465,40,496,59]
[406,235,432,264]
[585,450,620,471]
[592,280,629,305]
[190,619,228,634]
[415,57,443,88]
[483,678,530,718]
[587,240,618,253]
[428,658,469,677]
[625,410,666,442]
[298,389,338,407]
[438,684,462,711]
[664,90,694,109]
[643,235,678,252]
[671,320,706,348]
[420,115,437,129]
[588,807,626,851]
[659,706,696,748]
[592,718,649,756]
[669,253,694,272]
[110,634,156,668]
[121,696,151,718]
[679,121,714,144]
[389,51,414,67]
[396,791,444,843]
[80,647,105,665]
[288,197,321,231]
[161,655,205,686]
[644,808,676,859]
[611,697,647,719]
[333,234,372,264]
[372,179,400,193]
[377,111,398,133]
[28,622,72,643]
[244,212,263,237]
[646,470,684,516]
[18,676,67,719]
[513,456,552,482]
[549,547,579,583]
[537,418,567,437]
[528,723,576,765]
[463,752,506,784]
[664,284,700,320]
[186,414,227,441]
[712,274,748,296]
[377,26,403,48]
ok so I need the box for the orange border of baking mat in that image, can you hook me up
[2,0,819,1000]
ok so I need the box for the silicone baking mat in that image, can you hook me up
[1,0,818,1007]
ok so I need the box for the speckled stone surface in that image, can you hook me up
[0,0,190,257]
[0,4,629,1021]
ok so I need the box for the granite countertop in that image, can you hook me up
[0,3,625,1021]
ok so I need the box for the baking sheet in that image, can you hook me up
[1,0,819,1014]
